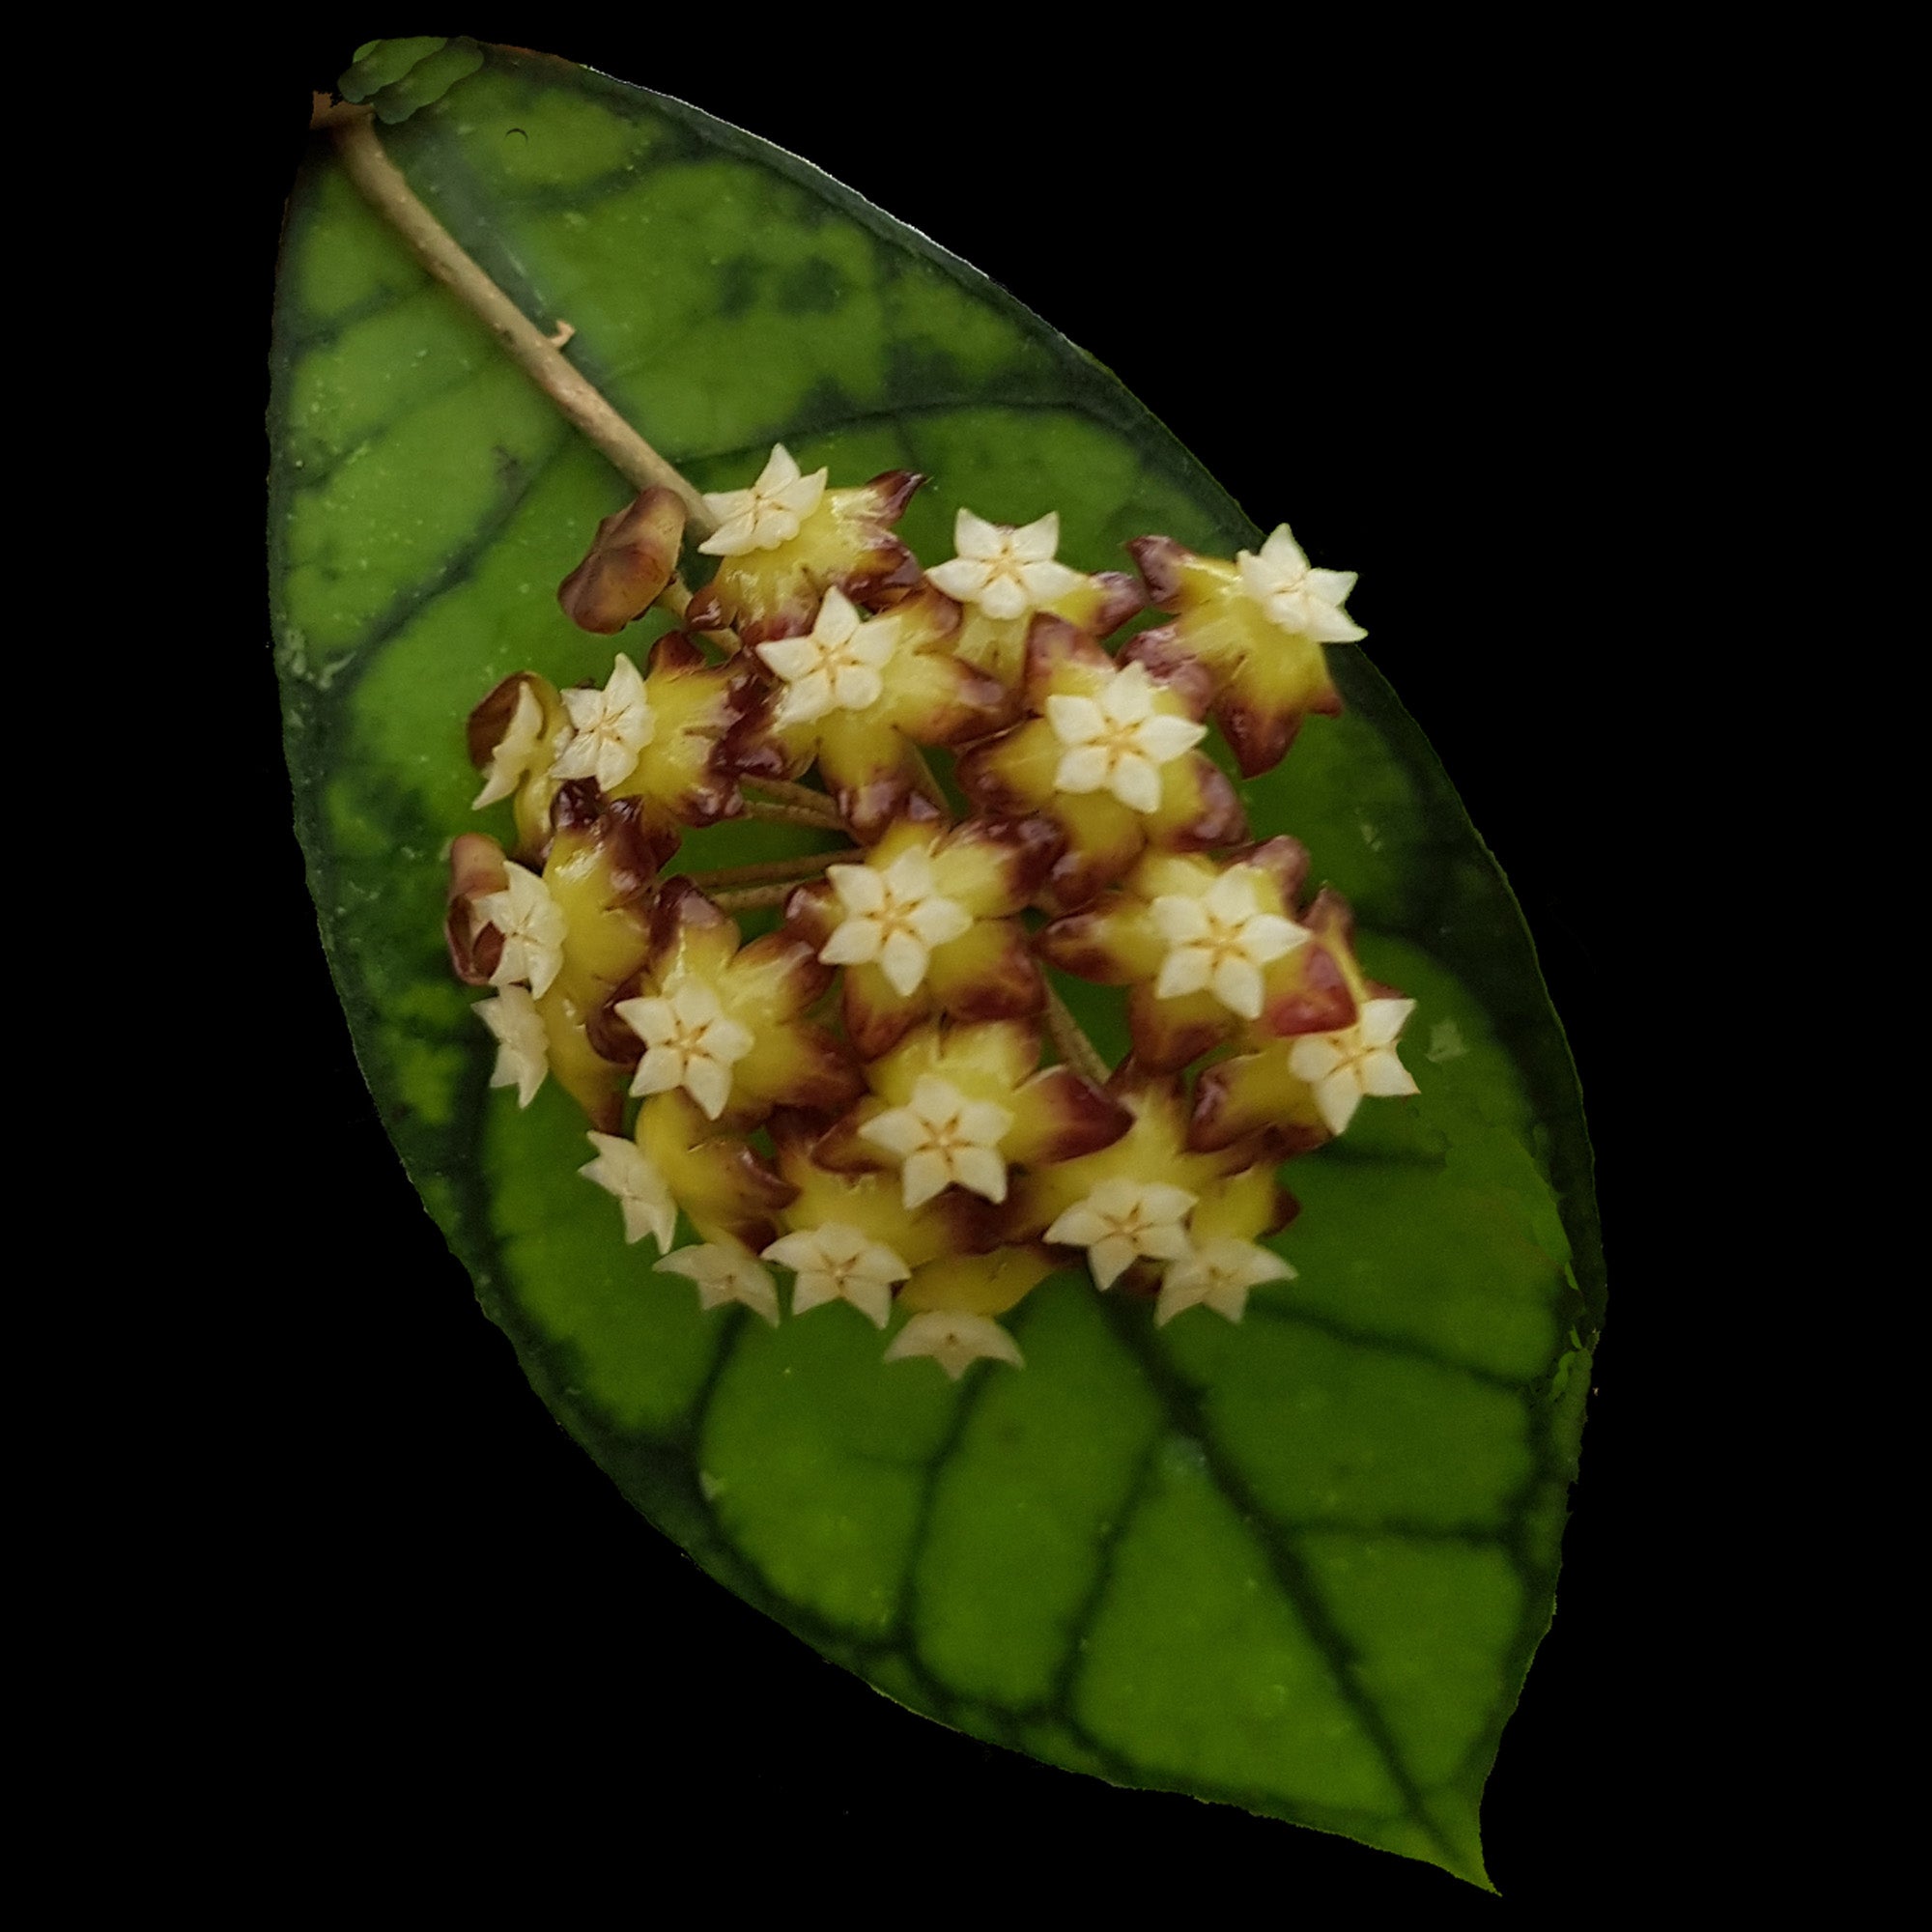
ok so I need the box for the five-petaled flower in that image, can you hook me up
[958,617,1244,911]
[763,1221,912,1327]
[655,1241,781,1325]
[1037,841,1338,1072]
[784,813,1059,1057]
[1123,526,1357,777]
[553,651,657,792]
[683,452,924,646]
[1289,997,1420,1136]
[697,443,829,557]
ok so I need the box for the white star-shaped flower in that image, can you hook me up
[755,588,896,728]
[471,680,549,810]
[817,847,974,997]
[578,1131,677,1250]
[551,652,657,792]
[1045,1177,1197,1290]
[655,1243,781,1325]
[884,1310,1025,1379]
[474,984,548,1107]
[615,980,755,1121]
[925,508,1087,623]
[1236,525,1366,643]
[474,860,567,999]
[1288,997,1420,1136]
[762,1222,911,1327]
[859,1076,1015,1209]
[696,442,829,556]
[1156,1238,1295,1326]
[1149,867,1311,1019]
[1046,662,1208,814]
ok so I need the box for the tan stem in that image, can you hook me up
[708,883,804,912]
[747,778,842,816]
[323,106,714,533]
[1045,986,1111,1088]
[687,849,861,890]
[742,799,845,832]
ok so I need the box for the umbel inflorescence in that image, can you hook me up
[445,447,1418,1379]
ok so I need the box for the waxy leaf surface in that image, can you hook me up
[269,43,1602,1887]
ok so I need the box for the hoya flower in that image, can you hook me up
[552,651,657,792]
[754,587,895,728]
[446,798,662,1130]
[729,584,1007,840]
[762,1222,911,1327]
[1037,840,1338,1071]
[617,979,754,1122]
[1045,1177,1198,1290]
[473,860,567,1000]
[884,1310,1025,1378]
[474,983,549,1108]
[655,1241,781,1325]
[611,1090,797,1256]
[957,617,1244,912]
[1047,662,1208,812]
[817,845,973,999]
[927,509,1086,622]
[612,880,861,1128]
[860,1077,1013,1208]
[766,1121,993,1328]
[1154,1165,1298,1327]
[684,453,924,646]
[1157,1239,1293,1325]
[1123,528,1354,778]
[784,813,1060,1057]
[696,443,829,556]
[579,1130,678,1250]
[814,1019,1130,1213]
[466,671,573,857]
[1288,997,1421,1137]
[1188,890,1415,1153]
[555,484,686,635]
[1236,526,1367,643]
[598,632,758,840]
[1013,1077,1278,1293]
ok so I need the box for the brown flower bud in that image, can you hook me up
[556,485,686,634]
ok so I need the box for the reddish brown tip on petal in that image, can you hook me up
[1126,534,1190,608]
[445,833,508,982]
[556,485,686,634]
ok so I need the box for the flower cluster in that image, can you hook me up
[444,443,1415,1378]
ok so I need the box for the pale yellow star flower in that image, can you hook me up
[1236,525,1367,643]
[1045,1177,1197,1289]
[655,1243,781,1325]
[471,680,549,810]
[1156,1238,1295,1326]
[884,1310,1025,1379]
[474,860,567,999]
[552,652,657,792]
[1287,997,1420,1136]
[616,980,755,1121]
[817,847,974,998]
[578,1131,677,1250]
[762,1222,911,1327]
[1149,867,1310,1019]
[925,508,1087,623]
[696,443,829,556]
[755,587,896,728]
[474,984,548,1107]
[1046,661,1207,814]
[859,1075,1015,1209]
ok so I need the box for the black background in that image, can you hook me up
[212,18,1696,1910]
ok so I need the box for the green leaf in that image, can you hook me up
[269,43,1602,1889]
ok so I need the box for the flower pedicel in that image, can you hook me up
[452,455,1416,1376]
